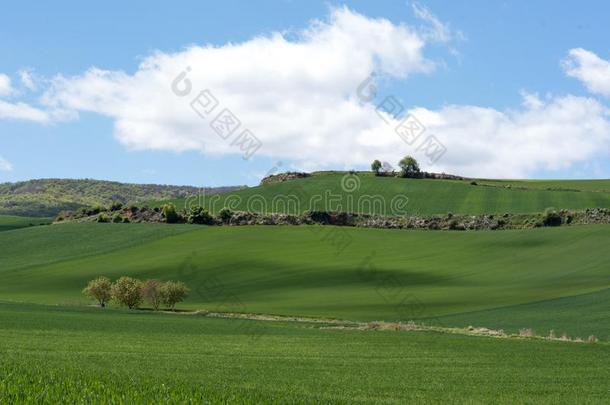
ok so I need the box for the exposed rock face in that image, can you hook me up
[260,172,311,185]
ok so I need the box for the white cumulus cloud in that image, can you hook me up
[0,100,50,122]
[36,8,610,178]
[0,74,13,97]
[563,48,610,97]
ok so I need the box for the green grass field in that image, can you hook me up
[154,173,610,216]
[5,174,610,402]
[477,178,610,192]
[2,223,609,338]
[1,302,609,404]
[0,214,52,232]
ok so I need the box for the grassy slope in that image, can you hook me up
[156,173,610,215]
[0,215,52,232]
[431,287,610,339]
[1,302,609,404]
[2,223,610,336]
[477,179,610,192]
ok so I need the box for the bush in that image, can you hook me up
[187,206,214,225]
[541,207,562,227]
[112,213,123,223]
[97,212,109,223]
[161,203,180,224]
[218,207,233,223]
[111,277,143,309]
[109,202,123,211]
[161,281,189,310]
[142,279,164,311]
[82,276,113,307]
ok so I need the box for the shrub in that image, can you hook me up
[161,281,189,310]
[97,212,109,223]
[142,279,164,311]
[187,206,214,225]
[109,202,123,211]
[88,206,104,216]
[112,213,123,223]
[218,207,233,223]
[541,207,562,227]
[470,181,477,186]
[122,216,130,223]
[82,276,113,307]
[161,203,180,224]
[111,277,143,309]
[519,328,535,337]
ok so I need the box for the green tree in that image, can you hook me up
[218,207,233,223]
[371,159,382,175]
[187,206,214,225]
[161,281,190,310]
[161,203,180,223]
[142,279,163,311]
[398,156,421,178]
[111,277,143,309]
[82,276,113,308]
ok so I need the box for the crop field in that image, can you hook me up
[1,302,609,404]
[2,223,610,339]
[0,215,52,232]
[154,173,610,216]
[3,177,610,403]
[476,178,610,192]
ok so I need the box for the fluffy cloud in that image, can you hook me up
[0,71,50,122]
[563,48,610,97]
[0,99,49,122]
[37,8,610,178]
[413,94,610,177]
[0,74,13,96]
[0,156,13,172]
[18,69,37,91]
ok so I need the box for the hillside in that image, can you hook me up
[154,172,610,216]
[0,215,53,232]
[2,222,610,337]
[0,178,242,217]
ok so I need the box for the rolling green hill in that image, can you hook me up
[2,223,609,337]
[155,173,610,216]
[0,215,52,232]
[0,178,241,217]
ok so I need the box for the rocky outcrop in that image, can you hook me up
[260,172,311,185]
[57,206,610,231]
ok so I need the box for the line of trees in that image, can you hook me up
[82,276,189,310]
[371,156,421,178]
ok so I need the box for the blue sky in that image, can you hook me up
[1,0,609,186]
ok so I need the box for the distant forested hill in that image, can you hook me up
[0,179,242,217]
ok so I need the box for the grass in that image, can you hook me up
[2,223,610,337]
[0,214,52,232]
[430,287,610,340]
[1,302,609,404]
[153,173,610,216]
[476,178,610,192]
